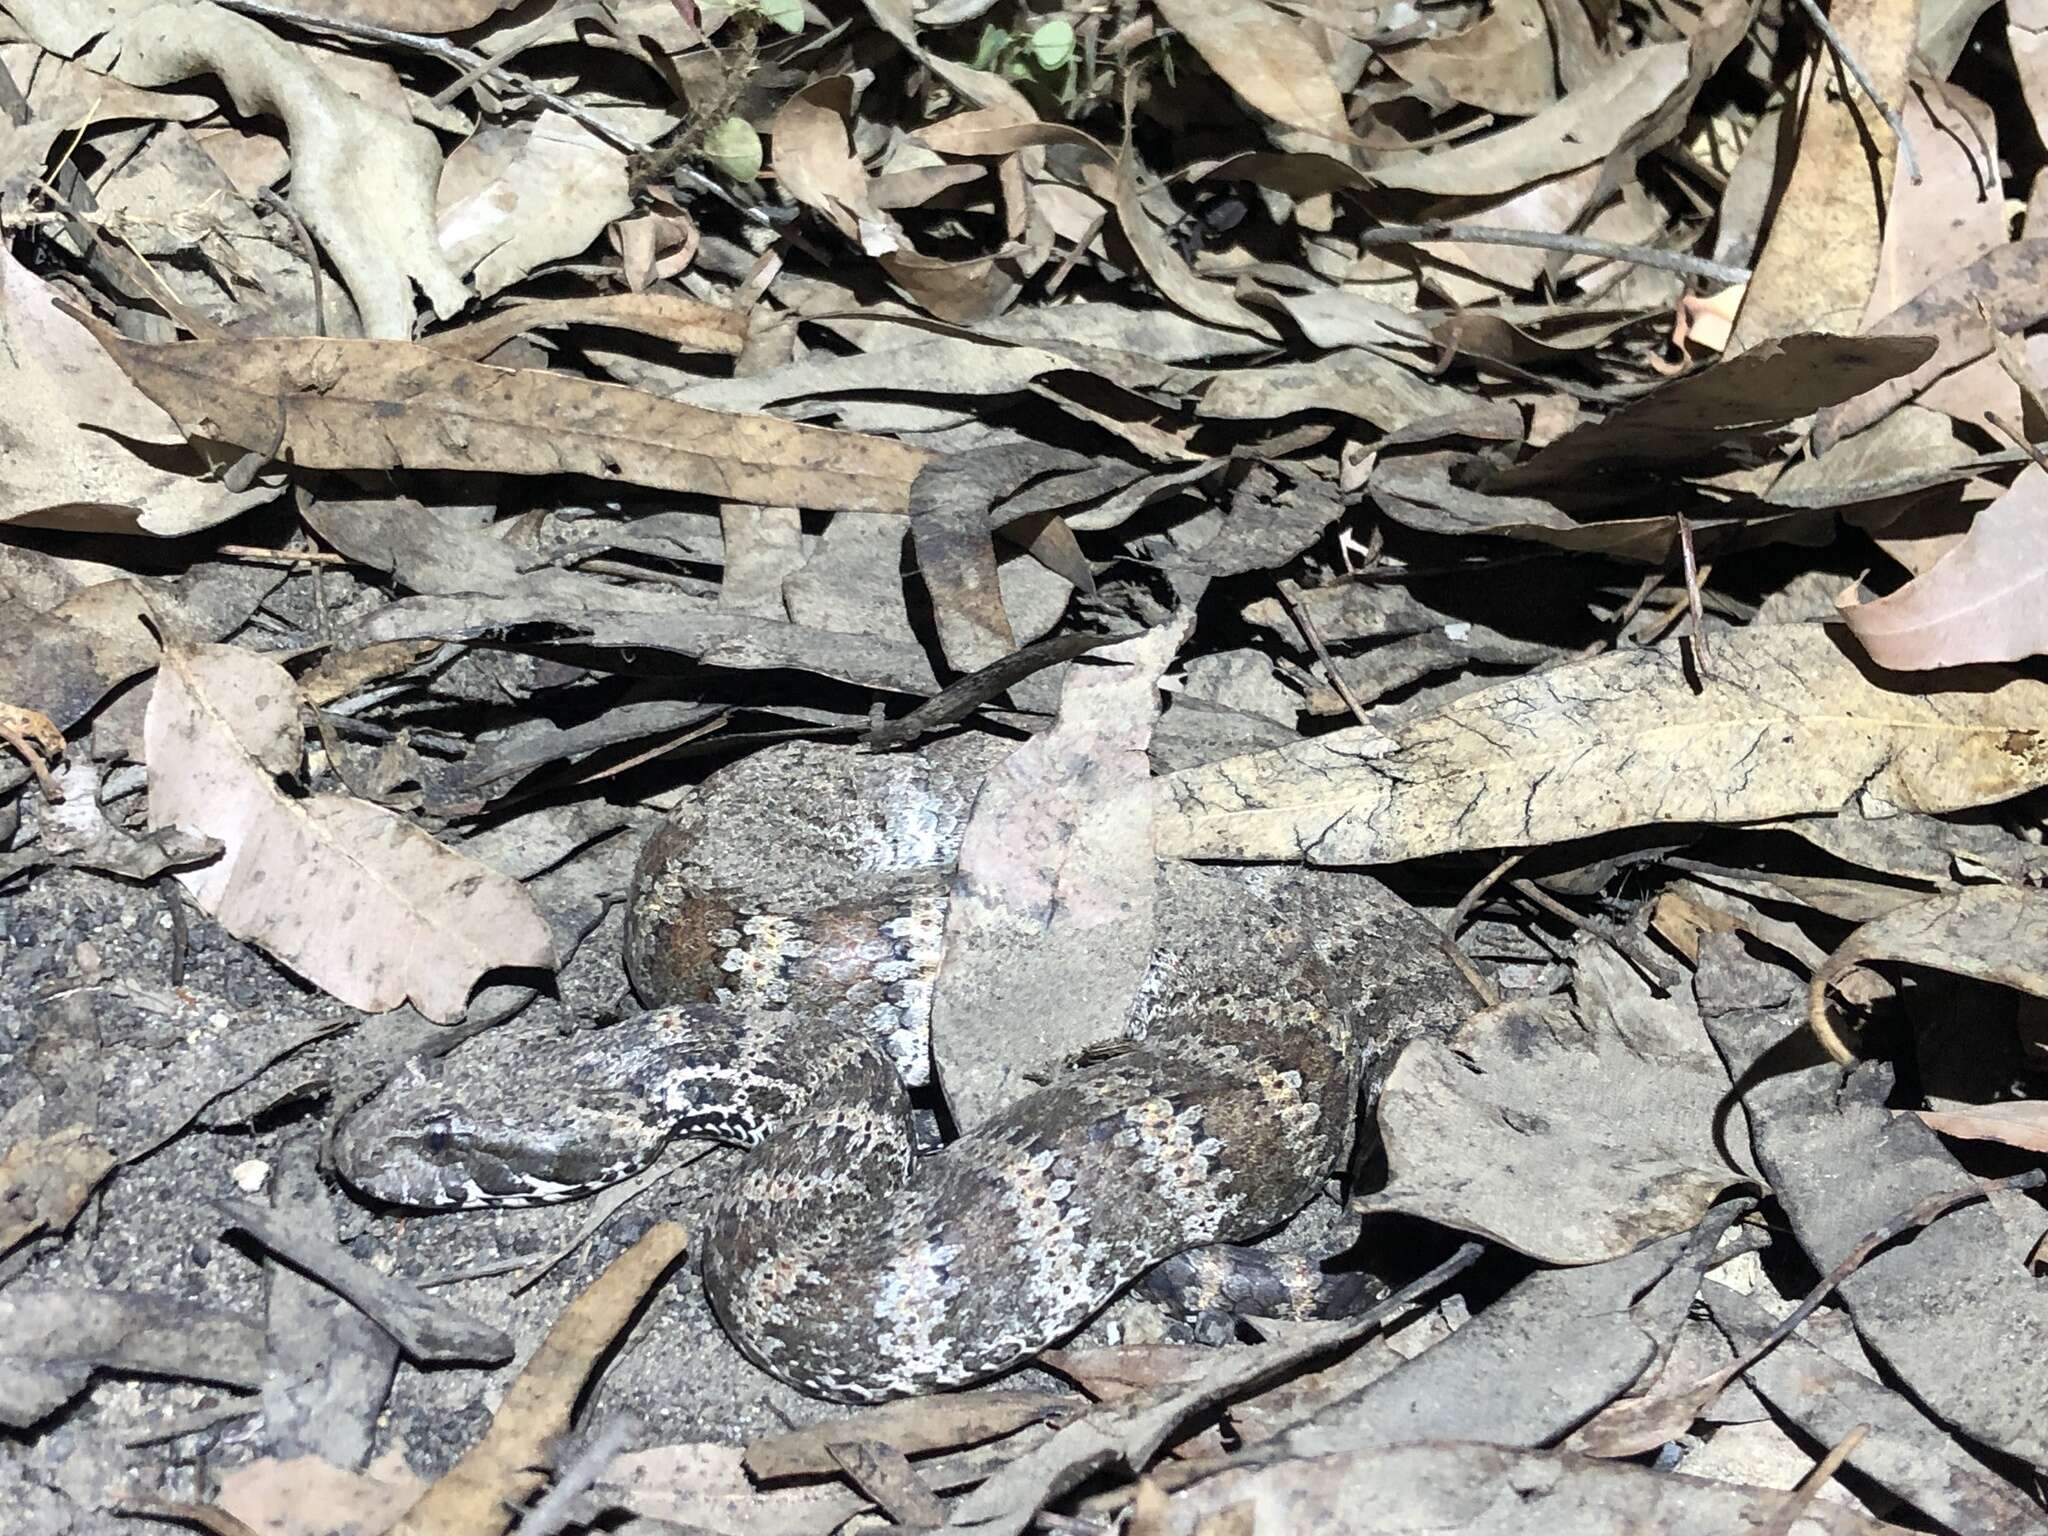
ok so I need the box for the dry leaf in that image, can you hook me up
[0,1126,117,1261]
[931,616,1186,1129]
[0,248,275,534]
[1381,0,1556,117]
[83,322,932,515]
[1152,0,1351,144]
[1360,952,1746,1264]
[1838,463,2048,667]
[436,112,631,298]
[1156,624,2048,863]
[1861,80,2006,322]
[1911,1101,2048,1154]
[95,0,469,336]
[1112,144,1275,337]
[1733,0,1916,347]
[144,643,556,1021]
[389,1222,687,1536]
[426,293,747,363]
[1814,241,2048,451]
[1814,885,2048,1030]
[219,1457,425,1536]
[1365,42,1689,196]
[772,76,889,247]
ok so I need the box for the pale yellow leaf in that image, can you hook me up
[1156,624,2048,863]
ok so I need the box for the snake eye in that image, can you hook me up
[423,1119,453,1156]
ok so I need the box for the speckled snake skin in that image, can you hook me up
[334,737,1456,1401]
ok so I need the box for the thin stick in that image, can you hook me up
[1756,1425,1869,1536]
[1356,222,1750,285]
[1447,852,1522,938]
[1790,0,1921,184]
[216,543,350,566]
[518,1415,641,1536]
[258,188,325,337]
[1685,1170,2045,1419]
[1676,513,1708,666]
[1512,878,1681,993]
[1983,411,2048,475]
[1277,579,1373,731]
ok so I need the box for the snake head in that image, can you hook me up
[331,1056,664,1209]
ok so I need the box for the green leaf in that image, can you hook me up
[701,116,763,182]
[754,0,805,34]
[1028,18,1074,70]
[971,23,1013,71]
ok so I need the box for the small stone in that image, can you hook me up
[231,1159,271,1194]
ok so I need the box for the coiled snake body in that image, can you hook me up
[335,738,1458,1401]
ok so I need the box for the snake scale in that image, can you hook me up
[335,736,1460,1401]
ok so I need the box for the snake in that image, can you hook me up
[333,736,1460,1402]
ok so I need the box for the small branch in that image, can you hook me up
[258,188,325,337]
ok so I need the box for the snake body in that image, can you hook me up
[334,738,1459,1401]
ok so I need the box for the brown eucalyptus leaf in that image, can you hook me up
[82,320,931,515]
[426,293,747,363]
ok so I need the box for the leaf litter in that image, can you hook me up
[1,0,2046,1530]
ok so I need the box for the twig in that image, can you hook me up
[258,188,325,336]
[1689,1170,2044,1417]
[1355,222,1750,285]
[1790,0,1921,184]
[163,877,190,988]
[516,1415,641,1536]
[1447,853,1522,938]
[1512,878,1681,993]
[1277,579,1373,731]
[1756,1425,1869,1536]
[1982,411,2048,475]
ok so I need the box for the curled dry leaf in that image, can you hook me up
[1156,623,2048,864]
[83,321,932,515]
[95,0,469,337]
[1838,463,2048,667]
[1813,885,2048,1043]
[144,643,556,1022]
[772,76,887,247]
[1112,145,1275,338]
